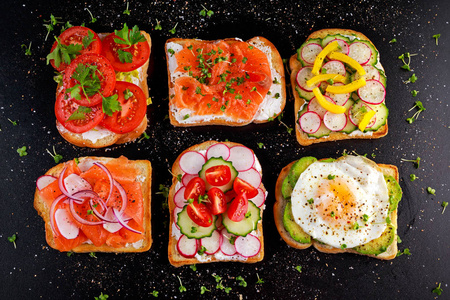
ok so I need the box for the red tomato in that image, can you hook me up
[55,90,104,133]
[101,31,150,72]
[206,188,227,215]
[63,53,116,107]
[227,193,249,222]
[99,81,147,134]
[187,201,213,227]
[225,189,237,203]
[49,26,102,72]
[184,177,206,202]
[205,165,231,186]
[233,177,258,199]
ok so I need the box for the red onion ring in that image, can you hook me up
[113,180,128,214]
[93,162,114,204]
[49,194,67,236]
[69,198,104,226]
[113,208,142,234]
[57,167,86,202]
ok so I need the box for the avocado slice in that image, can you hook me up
[384,175,402,212]
[288,156,317,189]
[283,201,311,244]
[281,176,293,200]
[353,224,395,255]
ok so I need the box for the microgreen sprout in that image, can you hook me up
[401,156,421,168]
[411,90,419,97]
[406,100,425,123]
[236,276,247,287]
[200,286,210,294]
[177,276,186,293]
[432,282,443,296]
[123,2,130,15]
[398,52,417,71]
[154,19,162,30]
[389,38,397,43]
[410,174,418,181]
[21,42,32,56]
[151,290,159,297]
[199,5,214,17]
[43,14,63,41]
[89,252,97,258]
[85,8,97,23]
[8,119,17,126]
[442,202,448,214]
[17,146,28,157]
[404,73,418,84]
[46,146,63,163]
[433,34,441,45]
[94,293,109,300]
[295,265,302,273]
[256,273,264,284]
[427,187,436,195]
[8,234,17,249]
[169,23,178,34]
[396,248,411,257]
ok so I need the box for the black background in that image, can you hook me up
[1,0,449,299]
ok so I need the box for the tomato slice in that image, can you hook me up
[187,200,213,227]
[233,177,258,199]
[49,26,102,72]
[184,177,206,202]
[99,81,147,134]
[101,31,150,72]
[55,90,104,133]
[206,188,227,215]
[205,165,231,186]
[227,193,249,222]
[63,53,116,107]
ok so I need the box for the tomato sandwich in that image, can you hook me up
[168,141,266,267]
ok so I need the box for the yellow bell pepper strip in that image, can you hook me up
[358,110,376,131]
[312,87,347,114]
[306,74,347,87]
[312,41,340,75]
[326,78,366,94]
[328,51,366,76]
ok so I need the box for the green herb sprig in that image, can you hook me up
[94,292,109,300]
[21,42,32,56]
[433,34,441,45]
[398,52,417,71]
[401,156,421,168]
[8,234,17,248]
[46,146,63,163]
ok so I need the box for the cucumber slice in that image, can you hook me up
[199,157,238,192]
[385,175,402,212]
[307,122,331,138]
[295,86,315,101]
[222,201,261,237]
[366,103,388,131]
[321,34,351,48]
[288,157,318,188]
[340,99,357,134]
[352,40,378,66]
[297,38,322,66]
[177,206,217,239]
[353,224,395,255]
[283,201,311,244]
[281,176,293,200]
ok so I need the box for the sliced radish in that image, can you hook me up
[220,228,237,256]
[174,186,187,208]
[296,67,318,92]
[358,79,386,105]
[103,207,123,233]
[173,206,183,229]
[177,235,198,258]
[36,175,57,191]
[322,60,346,76]
[299,111,321,134]
[323,111,348,131]
[325,83,350,106]
[308,96,336,118]
[237,168,261,189]
[349,102,376,127]
[348,42,371,65]
[206,143,230,160]
[182,174,198,187]
[228,146,255,172]
[179,151,206,175]
[200,230,222,255]
[326,39,349,55]
[249,189,266,207]
[301,43,323,65]
[64,173,92,195]
[55,208,79,240]
[354,65,380,81]
[235,234,261,258]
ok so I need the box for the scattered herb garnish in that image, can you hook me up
[432,282,443,296]
[138,132,150,143]
[257,142,264,149]
[397,248,412,257]
[151,290,159,297]
[123,1,131,15]
[21,42,32,56]
[389,38,397,43]
[216,280,231,293]
[67,106,92,121]
[46,146,63,163]
[8,234,17,249]
[168,48,175,56]
[89,252,97,258]
[156,184,169,209]
[397,235,402,244]
[154,19,162,30]
[169,23,178,34]
[177,276,186,293]
[427,187,436,195]
[362,214,369,222]
[236,276,247,287]
[212,274,222,282]
[352,222,360,230]
[295,265,302,273]
[102,94,121,117]
[123,88,134,100]
[330,211,336,217]
[43,14,63,41]
[183,114,190,120]
[94,292,109,300]
[8,119,17,126]
[114,24,146,63]
[410,174,418,181]
[17,146,28,157]
[307,198,314,205]
[406,101,425,123]
[341,244,347,249]
[398,52,416,71]
[197,246,206,255]
[401,156,421,168]
[433,34,441,45]
[67,251,74,257]
[411,90,419,97]
[442,202,448,214]
[404,73,418,84]
[256,273,264,284]
[190,264,197,271]
[245,211,251,218]
[199,5,214,17]
[85,8,97,23]
[46,37,83,68]
[200,286,210,294]
[327,174,335,180]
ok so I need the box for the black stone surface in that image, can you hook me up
[0,0,449,299]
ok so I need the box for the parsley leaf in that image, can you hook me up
[46,37,82,68]
[67,106,92,121]
[17,146,27,157]
[102,94,121,117]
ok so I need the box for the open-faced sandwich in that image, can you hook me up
[290,29,388,146]
[165,37,286,126]
[47,24,151,148]
[168,141,266,267]
[274,155,402,260]
[34,156,152,252]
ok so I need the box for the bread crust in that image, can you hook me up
[56,31,151,148]
[165,37,285,127]
[34,156,152,253]
[274,157,399,260]
[290,28,388,146]
[168,141,265,267]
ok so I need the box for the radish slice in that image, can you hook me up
[174,186,187,208]
[326,39,349,55]
[354,65,380,81]
[103,208,123,233]
[64,174,92,195]
[173,206,183,229]
[299,111,321,134]
[296,67,318,92]
[177,235,198,258]
[308,96,336,118]
[349,102,376,127]
[220,228,237,256]
[323,112,348,131]
[55,208,79,240]
[206,143,230,160]
[235,234,261,258]
[36,175,57,191]
[237,168,262,189]
[322,60,346,76]
[50,194,67,236]
[348,42,371,65]
[200,230,222,255]
[301,43,323,65]
[325,83,350,106]
[358,79,386,105]
[249,189,266,207]
[215,214,224,230]
[179,151,206,175]
[182,174,198,187]
[228,146,255,172]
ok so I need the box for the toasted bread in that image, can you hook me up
[56,31,151,148]
[274,157,400,260]
[34,156,152,253]
[165,37,285,127]
[168,141,265,267]
[290,28,388,146]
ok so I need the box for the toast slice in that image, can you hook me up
[34,156,152,253]
[56,31,151,148]
[165,37,286,126]
[168,141,265,267]
[274,157,400,260]
[290,28,388,146]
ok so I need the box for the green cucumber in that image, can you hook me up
[297,38,322,67]
[283,201,311,244]
[307,122,331,138]
[340,98,357,134]
[222,201,261,237]
[295,85,315,101]
[177,206,217,239]
[288,157,317,189]
[366,103,388,131]
[321,34,351,48]
[198,157,238,192]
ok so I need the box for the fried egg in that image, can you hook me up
[291,155,390,249]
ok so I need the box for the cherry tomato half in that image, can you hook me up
[49,26,102,72]
[206,188,227,215]
[233,177,258,199]
[227,193,249,222]
[187,201,213,227]
[63,53,116,107]
[205,165,231,187]
[99,81,147,134]
[184,177,206,202]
